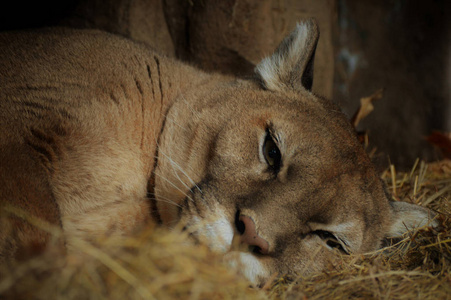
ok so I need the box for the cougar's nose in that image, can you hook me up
[237,215,269,255]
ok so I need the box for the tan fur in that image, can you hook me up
[0,20,436,286]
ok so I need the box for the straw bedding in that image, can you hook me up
[1,159,449,299]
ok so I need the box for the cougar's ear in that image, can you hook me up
[385,201,438,238]
[255,18,319,92]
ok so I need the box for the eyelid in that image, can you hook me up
[311,230,349,254]
[266,126,281,148]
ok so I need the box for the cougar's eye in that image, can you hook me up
[263,130,281,172]
[313,230,349,254]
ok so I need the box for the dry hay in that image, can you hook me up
[1,159,450,299]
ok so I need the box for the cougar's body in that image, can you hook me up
[0,22,436,286]
[0,28,202,251]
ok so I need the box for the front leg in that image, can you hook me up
[51,135,153,250]
[62,195,151,249]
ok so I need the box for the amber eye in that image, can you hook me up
[263,131,281,172]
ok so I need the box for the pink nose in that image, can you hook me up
[238,215,269,255]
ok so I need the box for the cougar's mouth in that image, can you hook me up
[179,202,270,286]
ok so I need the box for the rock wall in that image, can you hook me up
[1,0,449,168]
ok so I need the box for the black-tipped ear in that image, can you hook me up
[255,19,319,92]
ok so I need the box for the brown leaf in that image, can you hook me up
[350,89,384,128]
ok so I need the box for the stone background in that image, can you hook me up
[1,0,449,169]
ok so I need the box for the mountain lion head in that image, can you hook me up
[0,20,436,286]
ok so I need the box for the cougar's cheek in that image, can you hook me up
[223,252,270,286]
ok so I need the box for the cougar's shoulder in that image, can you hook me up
[0,27,211,257]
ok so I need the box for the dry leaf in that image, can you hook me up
[350,88,384,128]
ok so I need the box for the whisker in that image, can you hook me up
[159,112,191,133]
[147,194,184,208]
[150,151,197,192]
[178,90,202,119]
[152,171,194,202]
[151,127,202,195]
[169,162,194,192]
[159,150,203,194]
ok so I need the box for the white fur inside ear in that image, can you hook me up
[255,20,316,92]
[387,201,438,238]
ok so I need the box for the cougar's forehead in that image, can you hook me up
[227,87,351,136]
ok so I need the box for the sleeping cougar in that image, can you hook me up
[0,20,436,286]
